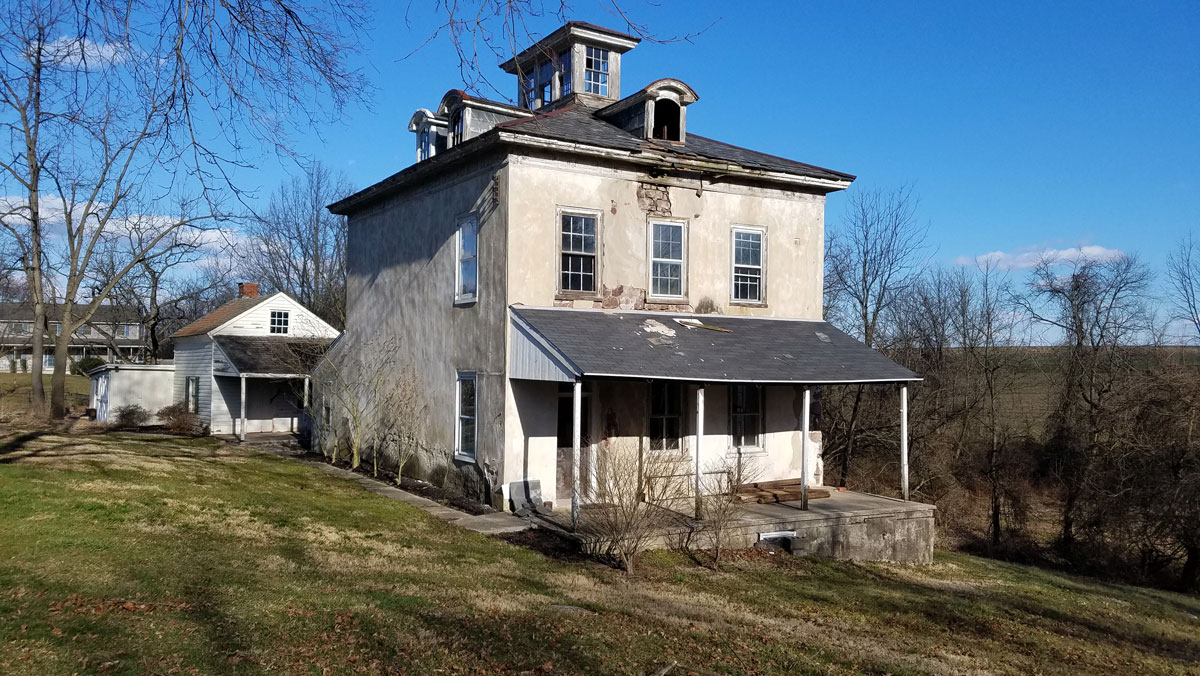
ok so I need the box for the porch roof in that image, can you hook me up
[213,336,332,377]
[509,306,920,384]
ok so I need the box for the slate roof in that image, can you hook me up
[511,307,919,384]
[174,295,271,338]
[497,106,855,182]
[213,336,333,375]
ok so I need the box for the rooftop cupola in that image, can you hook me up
[499,22,640,111]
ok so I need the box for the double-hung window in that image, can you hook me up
[649,381,682,452]
[560,212,597,293]
[650,221,685,298]
[270,311,289,334]
[456,372,477,460]
[731,227,764,303]
[456,214,478,303]
[584,46,609,96]
[730,384,762,450]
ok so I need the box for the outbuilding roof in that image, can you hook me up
[510,307,920,384]
[213,336,333,375]
[173,295,271,338]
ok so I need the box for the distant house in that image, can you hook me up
[169,283,339,437]
[0,302,144,370]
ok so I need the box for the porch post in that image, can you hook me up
[239,374,247,442]
[302,376,310,409]
[695,383,705,518]
[900,384,909,501]
[570,379,582,531]
[801,386,811,510]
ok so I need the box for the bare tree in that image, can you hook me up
[824,185,927,487]
[1167,232,1200,342]
[0,1,368,417]
[243,162,352,329]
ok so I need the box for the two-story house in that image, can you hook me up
[325,23,920,522]
[0,302,145,370]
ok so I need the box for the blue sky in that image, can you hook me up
[264,1,1199,278]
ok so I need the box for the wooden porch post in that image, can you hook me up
[801,386,811,510]
[695,383,705,518]
[900,384,909,501]
[570,379,582,531]
[239,374,247,442]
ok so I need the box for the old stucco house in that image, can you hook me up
[324,23,920,526]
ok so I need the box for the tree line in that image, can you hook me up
[823,187,1200,592]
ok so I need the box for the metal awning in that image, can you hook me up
[509,306,920,384]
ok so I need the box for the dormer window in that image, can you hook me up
[418,129,432,161]
[653,99,681,141]
[450,110,464,146]
[584,46,610,96]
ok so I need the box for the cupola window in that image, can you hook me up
[584,46,610,96]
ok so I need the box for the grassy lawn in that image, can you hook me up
[1,431,1197,675]
[0,374,90,415]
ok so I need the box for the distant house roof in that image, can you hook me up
[0,302,139,323]
[510,307,920,384]
[213,336,333,375]
[173,295,271,338]
[328,101,855,215]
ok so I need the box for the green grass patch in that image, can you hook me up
[0,430,1196,674]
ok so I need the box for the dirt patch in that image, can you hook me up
[497,528,587,562]
[398,476,494,516]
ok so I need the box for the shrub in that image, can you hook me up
[112,404,151,429]
[20,358,27,372]
[73,356,106,376]
[157,402,206,435]
[8,360,14,373]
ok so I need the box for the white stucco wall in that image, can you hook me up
[91,365,176,424]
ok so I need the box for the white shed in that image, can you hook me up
[88,363,177,424]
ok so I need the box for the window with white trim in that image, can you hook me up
[649,381,682,451]
[650,221,685,297]
[730,384,762,450]
[270,311,289,334]
[456,372,477,460]
[185,376,200,414]
[456,214,478,303]
[731,228,764,303]
[584,46,609,96]
[560,212,597,293]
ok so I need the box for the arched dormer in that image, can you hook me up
[408,108,448,163]
[596,79,699,143]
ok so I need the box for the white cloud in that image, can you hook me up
[954,244,1124,270]
[42,37,127,68]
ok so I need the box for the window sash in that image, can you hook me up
[456,373,477,459]
[270,311,289,334]
[559,212,597,293]
[731,229,764,302]
[457,216,478,302]
[650,221,685,297]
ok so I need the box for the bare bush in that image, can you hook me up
[112,404,150,429]
[579,440,691,575]
[156,402,206,436]
[696,455,762,568]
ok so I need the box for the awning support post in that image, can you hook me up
[900,384,909,501]
[695,383,705,518]
[570,379,582,532]
[302,376,310,409]
[239,373,247,442]
[801,386,811,510]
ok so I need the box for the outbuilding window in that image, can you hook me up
[456,372,477,460]
[456,214,478,304]
[730,384,762,450]
[731,228,764,303]
[270,311,289,334]
[650,221,685,298]
[560,212,598,293]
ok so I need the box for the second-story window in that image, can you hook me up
[584,46,609,96]
[731,227,764,303]
[650,221,685,298]
[270,311,289,334]
[560,212,597,293]
[121,324,132,338]
[456,214,478,304]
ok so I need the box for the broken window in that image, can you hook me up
[456,214,478,304]
[730,384,762,450]
[456,372,477,460]
[649,381,682,451]
[652,99,681,141]
[560,212,597,293]
[521,71,536,109]
[731,228,764,303]
[270,311,289,334]
[650,221,685,297]
[584,46,609,96]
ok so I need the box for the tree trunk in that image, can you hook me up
[49,332,71,418]
[838,385,865,488]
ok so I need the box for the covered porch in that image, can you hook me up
[211,336,327,440]
[507,307,929,561]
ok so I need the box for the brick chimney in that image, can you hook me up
[237,282,259,299]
